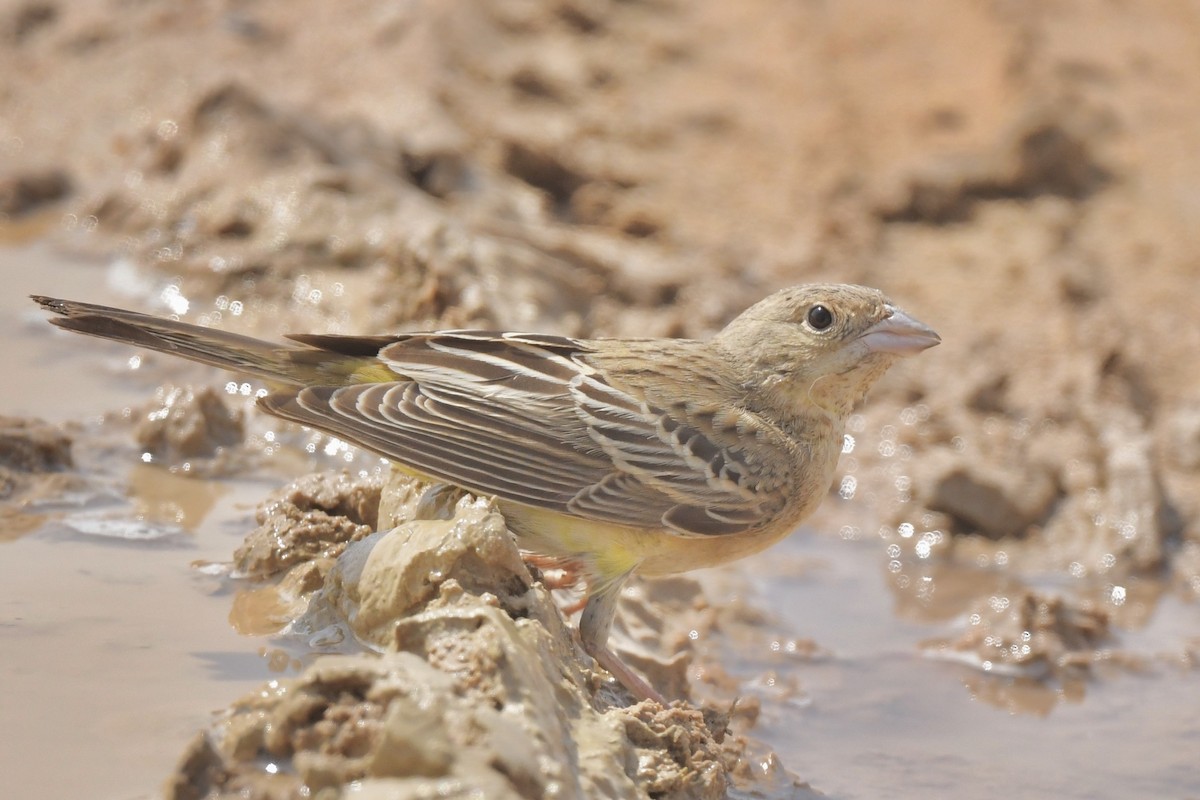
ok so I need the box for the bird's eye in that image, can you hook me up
[806,304,834,331]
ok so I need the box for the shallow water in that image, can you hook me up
[3,242,1198,798]
[0,243,283,799]
[729,530,1200,799]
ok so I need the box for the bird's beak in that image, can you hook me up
[859,306,941,355]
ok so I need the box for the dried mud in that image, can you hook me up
[3,0,1200,798]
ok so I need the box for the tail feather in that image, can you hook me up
[31,296,352,386]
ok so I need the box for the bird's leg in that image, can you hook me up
[579,577,666,705]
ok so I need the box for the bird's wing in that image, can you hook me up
[259,331,789,536]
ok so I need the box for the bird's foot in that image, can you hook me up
[585,639,666,705]
[523,553,584,590]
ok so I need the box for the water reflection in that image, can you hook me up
[127,462,229,529]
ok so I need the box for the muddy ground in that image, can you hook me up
[2,1,1199,798]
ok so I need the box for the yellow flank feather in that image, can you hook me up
[500,503,646,580]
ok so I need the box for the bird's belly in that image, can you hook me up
[636,522,799,576]
[497,500,802,580]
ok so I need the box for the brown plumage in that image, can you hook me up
[33,284,939,703]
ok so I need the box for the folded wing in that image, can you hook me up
[259,331,789,536]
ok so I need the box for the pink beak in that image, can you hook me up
[860,306,940,355]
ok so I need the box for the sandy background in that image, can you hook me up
[2,1,1199,798]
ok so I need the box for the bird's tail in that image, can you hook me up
[32,296,367,386]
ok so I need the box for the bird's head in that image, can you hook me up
[716,283,940,421]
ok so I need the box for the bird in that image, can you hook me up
[33,284,938,703]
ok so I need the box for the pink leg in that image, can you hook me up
[579,576,666,705]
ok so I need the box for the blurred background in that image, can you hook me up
[2,1,1198,797]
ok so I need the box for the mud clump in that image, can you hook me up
[0,168,71,216]
[135,385,245,464]
[920,588,1124,716]
[323,495,534,652]
[926,589,1111,680]
[232,470,383,579]
[0,415,72,474]
[172,469,747,799]
[168,653,731,799]
[621,703,730,798]
[916,449,1058,541]
[0,415,79,541]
